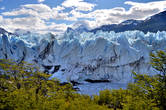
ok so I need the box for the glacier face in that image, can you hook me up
[0,30,166,83]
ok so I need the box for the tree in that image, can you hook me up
[0,59,74,109]
[0,59,109,110]
[128,50,166,109]
[150,50,166,109]
[93,50,166,110]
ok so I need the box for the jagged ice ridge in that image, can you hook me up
[0,30,166,83]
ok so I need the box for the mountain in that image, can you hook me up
[66,25,89,34]
[0,28,8,34]
[0,27,14,35]
[65,21,90,34]
[90,11,166,33]
[14,29,31,36]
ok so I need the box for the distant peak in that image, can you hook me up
[120,19,139,25]
[156,10,166,16]
[14,29,31,36]
[0,27,8,34]
[0,27,14,35]
[66,27,75,33]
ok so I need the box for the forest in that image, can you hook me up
[0,50,166,110]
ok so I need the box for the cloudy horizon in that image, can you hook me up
[0,0,166,34]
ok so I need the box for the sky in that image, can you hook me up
[0,0,166,34]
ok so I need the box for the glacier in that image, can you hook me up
[0,30,166,84]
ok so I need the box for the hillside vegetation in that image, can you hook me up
[0,50,166,110]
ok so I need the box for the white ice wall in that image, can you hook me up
[0,30,165,83]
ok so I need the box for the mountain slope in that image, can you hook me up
[90,11,166,33]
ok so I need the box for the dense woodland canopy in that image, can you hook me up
[0,50,166,110]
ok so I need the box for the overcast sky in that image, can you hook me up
[0,0,166,34]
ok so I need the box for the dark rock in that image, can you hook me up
[61,69,65,72]
[53,65,61,73]
[42,65,52,70]
[38,41,54,60]
[73,87,80,91]
[42,65,52,73]
[70,80,81,86]
[60,82,70,86]
[42,65,61,74]
[85,79,110,83]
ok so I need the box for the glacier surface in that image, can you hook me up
[0,30,166,83]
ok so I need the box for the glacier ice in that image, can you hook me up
[0,30,166,83]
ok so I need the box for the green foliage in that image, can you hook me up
[92,50,166,110]
[149,50,166,109]
[0,49,166,110]
[0,59,108,110]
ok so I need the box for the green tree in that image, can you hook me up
[0,59,74,109]
[94,50,166,110]
[0,59,109,110]
[150,50,166,109]
[127,50,166,109]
